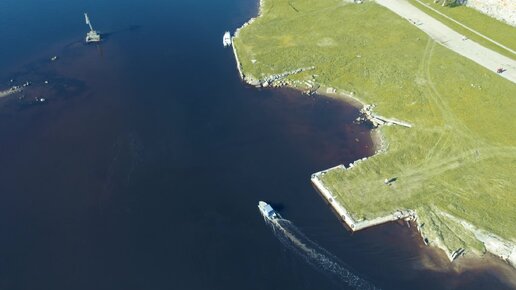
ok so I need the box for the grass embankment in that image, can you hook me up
[408,0,516,59]
[233,0,516,255]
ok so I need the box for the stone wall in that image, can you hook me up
[465,0,516,27]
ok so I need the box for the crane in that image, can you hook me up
[84,13,101,43]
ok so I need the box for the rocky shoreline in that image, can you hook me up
[0,86,23,98]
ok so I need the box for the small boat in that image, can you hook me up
[258,201,280,221]
[223,31,232,47]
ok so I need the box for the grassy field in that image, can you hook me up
[407,0,516,59]
[233,0,516,255]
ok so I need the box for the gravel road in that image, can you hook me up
[376,0,516,84]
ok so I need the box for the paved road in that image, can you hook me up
[414,0,516,56]
[376,0,516,84]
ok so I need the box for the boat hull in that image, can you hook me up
[223,31,232,47]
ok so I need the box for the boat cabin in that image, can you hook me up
[263,204,277,219]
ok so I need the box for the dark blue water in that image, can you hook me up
[0,0,515,289]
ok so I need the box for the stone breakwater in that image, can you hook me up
[311,167,418,231]
[466,0,516,27]
[232,0,264,82]
[0,86,23,98]
[312,165,516,266]
[311,167,465,262]
[358,104,413,128]
[233,17,256,85]
[231,39,244,80]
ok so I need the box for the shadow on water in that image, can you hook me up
[0,25,144,110]
[268,202,286,212]
[100,25,142,41]
[0,56,88,111]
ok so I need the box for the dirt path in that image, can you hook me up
[376,0,516,84]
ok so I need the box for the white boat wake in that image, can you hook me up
[265,217,381,290]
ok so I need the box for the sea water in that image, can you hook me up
[0,0,514,289]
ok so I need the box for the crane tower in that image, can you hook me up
[84,13,101,43]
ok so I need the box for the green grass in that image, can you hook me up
[407,0,516,59]
[234,0,516,254]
